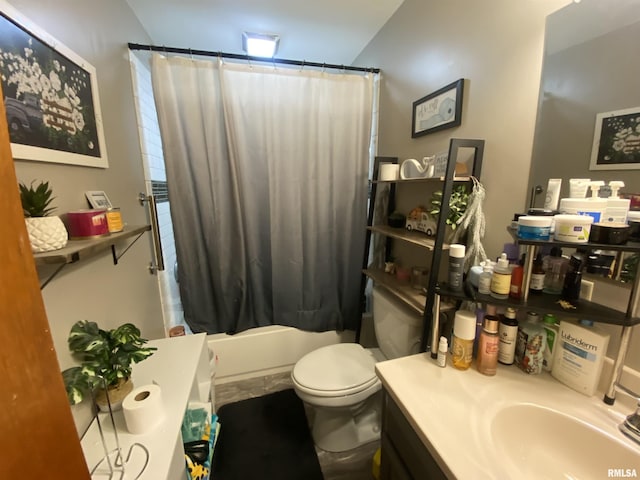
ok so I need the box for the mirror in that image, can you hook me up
[527,0,640,204]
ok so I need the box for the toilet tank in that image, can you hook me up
[372,286,423,359]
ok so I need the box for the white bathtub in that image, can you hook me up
[207,325,354,383]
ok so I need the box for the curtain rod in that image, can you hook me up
[127,42,380,74]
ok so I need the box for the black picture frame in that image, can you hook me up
[411,79,464,138]
[589,106,640,170]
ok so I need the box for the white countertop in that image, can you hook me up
[375,353,640,479]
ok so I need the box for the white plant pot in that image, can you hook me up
[25,216,68,253]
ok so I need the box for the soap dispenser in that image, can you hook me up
[605,181,630,223]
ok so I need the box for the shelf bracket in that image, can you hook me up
[40,263,67,290]
[111,231,146,265]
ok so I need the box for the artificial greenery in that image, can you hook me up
[19,180,56,217]
[429,185,469,230]
[62,321,157,405]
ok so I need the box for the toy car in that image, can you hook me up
[405,212,437,236]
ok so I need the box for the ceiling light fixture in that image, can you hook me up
[242,32,280,58]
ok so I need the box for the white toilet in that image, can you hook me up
[291,286,422,452]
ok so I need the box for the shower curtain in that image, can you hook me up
[151,54,375,334]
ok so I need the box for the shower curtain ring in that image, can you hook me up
[189,48,193,60]
[300,60,305,72]
[322,62,326,73]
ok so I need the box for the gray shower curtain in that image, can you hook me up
[151,55,374,334]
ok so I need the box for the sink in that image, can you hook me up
[492,403,640,479]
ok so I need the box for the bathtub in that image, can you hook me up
[207,325,355,383]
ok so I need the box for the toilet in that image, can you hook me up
[291,286,422,452]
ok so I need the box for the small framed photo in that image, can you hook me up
[412,79,464,138]
[85,190,113,209]
[590,106,640,170]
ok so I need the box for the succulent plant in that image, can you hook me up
[19,180,56,217]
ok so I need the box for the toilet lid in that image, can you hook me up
[292,343,377,394]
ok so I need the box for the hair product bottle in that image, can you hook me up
[451,310,476,371]
[448,244,466,291]
[498,307,519,365]
[490,253,511,300]
[477,315,500,376]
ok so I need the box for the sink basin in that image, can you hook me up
[492,403,640,479]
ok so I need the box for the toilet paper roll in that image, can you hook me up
[379,163,399,181]
[122,384,165,435]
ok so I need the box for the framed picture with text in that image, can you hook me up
[412,79,464,138]
[0,1,108,168]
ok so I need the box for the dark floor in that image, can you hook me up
[215,371,379,480]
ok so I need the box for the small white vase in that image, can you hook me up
[25,216,68,253]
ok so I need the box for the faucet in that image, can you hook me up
[613,382,640,446]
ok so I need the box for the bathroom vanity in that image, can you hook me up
[375,353,640,479]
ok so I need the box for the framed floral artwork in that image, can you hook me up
[590,106,640,171]
[0,1,108,167]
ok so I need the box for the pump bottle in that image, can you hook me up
[490,253,511,300]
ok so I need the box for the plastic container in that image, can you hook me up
[478,264,493,295]
[551,319,610,396]
[517,215,552,240]
[451,310,476,371]
[559,198,607,224]
[543,247,569,294]
[553,214,593,243]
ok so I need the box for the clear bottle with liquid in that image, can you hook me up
[477,315,500,376]
[543,247,568,294]
[451,310,476,371]
[478,264,493,295]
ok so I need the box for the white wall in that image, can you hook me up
[9,0,165,374]
[355,0,570,259]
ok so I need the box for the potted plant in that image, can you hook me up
[62,320,157,411]
[19,180,68,252]
[429,185,469,232]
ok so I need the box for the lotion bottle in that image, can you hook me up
[437,336,448,368]
[551,319,610,396]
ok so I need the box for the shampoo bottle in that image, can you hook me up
[551,319,610,396]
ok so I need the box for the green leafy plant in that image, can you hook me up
[61,321,157,405]
[429,185,469,230]
[18,180,56,217]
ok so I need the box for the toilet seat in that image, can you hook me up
[292,343,378,397]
